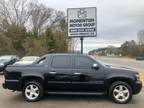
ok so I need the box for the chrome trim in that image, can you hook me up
[47,92,104,95]
[48,81,104,84]
[5,79,19,82]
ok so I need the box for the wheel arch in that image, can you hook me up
[105,77,134,93]
[21,75,46,90]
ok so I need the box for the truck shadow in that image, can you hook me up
[44,94,108,101]
[10,93,139,105]
[10,93,109,102]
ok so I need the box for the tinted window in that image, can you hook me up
[52,56,71,68]
[75,56,94,69]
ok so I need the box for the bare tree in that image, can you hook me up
[0,0,30,28]
[50,11,65,30]
[137,30,144,45]
[29,3,53,35]
[68,38,79,53]
[28,2,66,35]
[137,30,144,56]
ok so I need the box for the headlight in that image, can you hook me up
[135,73,140,80]
[0,63,4,66]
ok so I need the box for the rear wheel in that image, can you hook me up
[109,81,133,104]
[23,81,44,102]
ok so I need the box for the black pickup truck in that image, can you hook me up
[3,54,142,104]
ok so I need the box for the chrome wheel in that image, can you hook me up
[25,84,40,100]
[113,85,130,102]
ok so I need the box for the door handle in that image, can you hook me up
[49,71,57,74]
[73,72,81,75]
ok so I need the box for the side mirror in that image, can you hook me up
[92,63,99,70]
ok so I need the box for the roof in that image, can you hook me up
[0,55,18,57]
[43,53,88,57]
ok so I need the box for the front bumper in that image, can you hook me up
[133,80,142,94]
[2,80,21,91]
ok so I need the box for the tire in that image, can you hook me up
[109,81,133,104]
[23,81,44,102]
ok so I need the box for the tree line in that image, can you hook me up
[120,40,144,57]
[89,31,144,57]
[0,0,70,56]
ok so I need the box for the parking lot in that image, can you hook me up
[97,57,144,70]
[0,57,143,108]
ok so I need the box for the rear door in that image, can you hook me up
[46,55,73,91]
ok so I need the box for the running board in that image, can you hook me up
[47,91,105,95]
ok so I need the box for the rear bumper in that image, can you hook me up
[2,80,21,91]
[2,83,6,89]
[133,80,142,94]
[0,66,4,72]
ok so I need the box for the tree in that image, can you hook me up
[23,32,48,56]
[44,27,57,53]
[54,31,68,53]
[7,24,27,52]
[120,40,139,56]
[0,0,69,56]
[29,3,53,35]
[137,30,144,56]
[0,0,30,28]
[0,35,14,55]
[137,30,144,45]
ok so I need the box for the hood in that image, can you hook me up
[104,63,136,72]
[14,61,33,65]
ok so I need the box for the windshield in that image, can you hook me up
[0,56,12,63]
[96,60,106,66]
[88,55,106,66]
[20,56,39,62]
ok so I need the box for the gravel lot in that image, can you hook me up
[0,75,143,108]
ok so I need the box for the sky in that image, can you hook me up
[39,0,144,53]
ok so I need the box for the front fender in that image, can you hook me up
[104,74,135,89]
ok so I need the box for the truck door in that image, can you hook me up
[45,55,73,92]
[71,55,105,92]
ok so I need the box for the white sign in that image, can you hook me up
[67,7,97,37]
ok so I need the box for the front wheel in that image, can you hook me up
[23,81,44,102]
[109,81,133,104]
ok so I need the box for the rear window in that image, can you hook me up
[51,55,71,68]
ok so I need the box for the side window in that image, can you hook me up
[37,57,46,64]
[52,56,71,68]
[75,56,94,69]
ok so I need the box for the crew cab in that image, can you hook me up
[3,54,142,104]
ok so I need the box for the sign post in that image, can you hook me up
[80,37,84,54]
[67,7,97,53]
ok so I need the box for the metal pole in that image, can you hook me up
[80,37,84,54]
